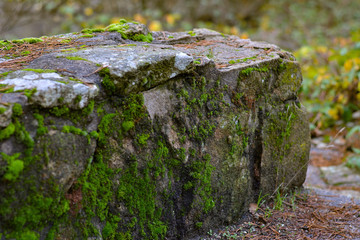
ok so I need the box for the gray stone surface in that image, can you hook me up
[0,22,310,240]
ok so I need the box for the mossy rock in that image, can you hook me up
[0,22,310,240]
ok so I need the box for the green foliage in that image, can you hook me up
[296,29,360,129]
[263,0,360,47]
[346,154,360,172]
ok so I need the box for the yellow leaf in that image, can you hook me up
[337,94,345,103]
[84,7,93,17]
[240,33,249,39]
[110,17,121,24]
[230,26,240,36]
[344,59,353,72]
[260,15,270,31]
[328,108,339,120]
[316,46,327,54]
[134,13,146,24]
[149,21,162,31]
[165,14,175,25]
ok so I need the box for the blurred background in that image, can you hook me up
[1,0,360,178]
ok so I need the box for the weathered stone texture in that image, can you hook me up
[0,22,310,239]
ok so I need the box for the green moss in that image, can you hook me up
[1,185,70,239]
[60,39,72,44]
[33,113,48,136]
[78,156,115,237]
[82,100,95,116]
[99,68,116,95]
[122,120,135,132]
[21,50,31,56]
[137,133,150,146]
[0,123,15,141]
[60,47,78,53]
[228,56,257,64]
[79,34,95,38]
[49,106,70,117]
[1,152,23,181]
[195,222,203,229]
[240,67,269,76]
[81,28,105,34]
[22,68,56,73]
[189,153,215,214]
[24,88,37,99]
[12,37,43,44]
[117,158,167,239]
[65,56,89,61]
[131,33,153,43]
[68,77,82,83]
[0,84,14,93]
[188,31,196,37]
[62,125,87,137]
[102,19,153,42]
[0,40,13,50]
[14,119,34,149]
[97,113,117,146]
[0,107,6,114]
[0,71,13,79]
[12,103,23,117]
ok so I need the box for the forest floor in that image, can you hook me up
[192,130,360,240]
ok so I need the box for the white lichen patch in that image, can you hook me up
[0,103,13,127]
[60,45,193,95]
[174,52,193,71]
[1,70,99,109]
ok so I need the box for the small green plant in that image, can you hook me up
[256,191,268,210]
[273,189,287,211]
[206,49,214,59]
[187,31,196,36]
[193,59,201,65]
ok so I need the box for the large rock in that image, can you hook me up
[0,21,310,239]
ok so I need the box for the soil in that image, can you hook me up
[191,133,360,240]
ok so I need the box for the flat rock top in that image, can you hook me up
[0,21,296,112]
